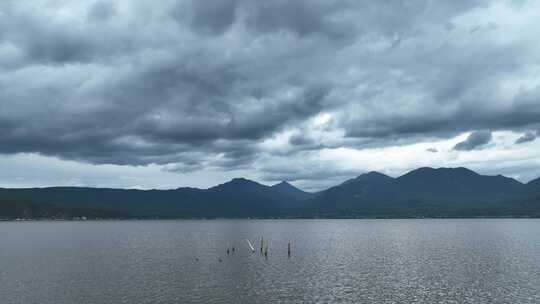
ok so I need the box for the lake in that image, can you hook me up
[1,219,539,303]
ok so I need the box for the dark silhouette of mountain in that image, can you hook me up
[271,181,314,202]
[308,168,530,217]
[210,178,266,191]
[203,178,282,217]
[308,172,395,215]
[394,167,524,201]
[204,178,314,214]
[341,171,394,185]
[0,178,312,219]
[1,167,540,219]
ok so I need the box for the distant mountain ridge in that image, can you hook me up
[1,167,539,219]
[308,167,531,217]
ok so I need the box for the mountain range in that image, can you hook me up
[1,167,539,219]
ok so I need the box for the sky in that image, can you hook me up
[1,0,540,192]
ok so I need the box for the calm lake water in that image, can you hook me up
[0,219,539,303]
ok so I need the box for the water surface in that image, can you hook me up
[1,219,539,303]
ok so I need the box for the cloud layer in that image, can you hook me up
[1,0,540,189]
[453,131,492,151]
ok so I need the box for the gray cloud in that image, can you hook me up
[426,148,438,153]
[289,133,315,146]
[454,131,493,151]
[177,0,238,35]
[515,131,537,144]
[87,1,117,22]
[1,0,539,185]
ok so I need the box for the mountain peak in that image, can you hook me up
[230,177,253,183]
[271,181,305,192]
[270,180,313,202]
[342,171,393,185]
[272,180,295,188]
[364,171,392,178]
[401,167,479,178]
[210,177,267,190]
[451,167,480,174]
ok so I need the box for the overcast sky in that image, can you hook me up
[1,0,540,191]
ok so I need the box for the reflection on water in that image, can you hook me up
[1,219,539,303]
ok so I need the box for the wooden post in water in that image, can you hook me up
[260,236,264,254]
[288,241,291,257]
[264,243,268,259]
[246,239,255,252]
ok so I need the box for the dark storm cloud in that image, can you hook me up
[453,131,493,151]
[0,2,132,65]
[0,0,539,176]
[515,131,537,144]
[340,42,540,141]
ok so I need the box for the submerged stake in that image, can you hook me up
[246,239,255,252]
[288,241,291,257]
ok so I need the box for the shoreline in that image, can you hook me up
[2,215,539,222]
